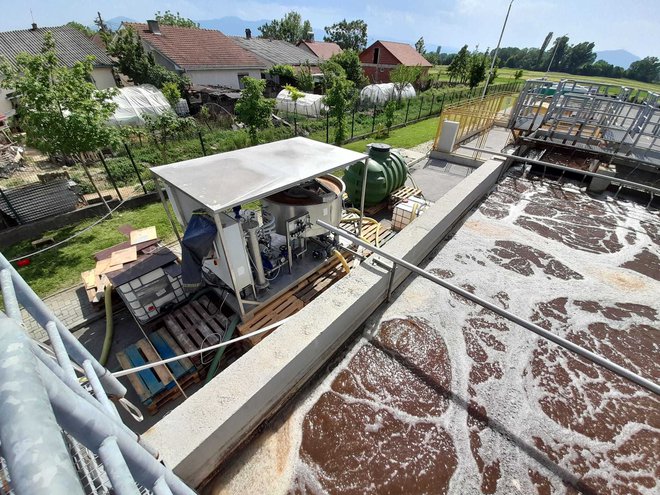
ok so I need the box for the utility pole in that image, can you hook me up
[481,0,514,99]
[544,34,567,77]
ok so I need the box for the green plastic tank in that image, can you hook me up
[344,143,407,207]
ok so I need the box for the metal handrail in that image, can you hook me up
[317,220,660,396]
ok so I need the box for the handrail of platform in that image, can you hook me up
[317,220,660,396]
[459,146,660,196]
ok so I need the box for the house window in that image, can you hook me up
[238,73,249,89]
[372,48,380,64]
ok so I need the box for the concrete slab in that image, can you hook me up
[409,158,475,203]
[455,126,513,160]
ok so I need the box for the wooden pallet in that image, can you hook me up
[237,253,354,346]
[161,297,228,369]
[116,329,199,414]
[389,186,423,209]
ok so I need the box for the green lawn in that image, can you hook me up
[429,66,660,94]
[5,202,176,297]
[343,117,440,152]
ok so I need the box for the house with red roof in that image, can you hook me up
[122,21,267,89]
[359,40,432,84]
[296,41,342,61]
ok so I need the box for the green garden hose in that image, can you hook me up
[99,283,114,366]
[205,315,240,384]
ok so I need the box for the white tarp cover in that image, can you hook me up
[109,85,172,126]
[360,83,416,105]
[275,89,327,118]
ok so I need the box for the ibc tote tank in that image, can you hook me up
[344,143,407,206]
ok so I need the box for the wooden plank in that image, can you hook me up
[94,239,160,261]
[130,226,157,245]
[110,245,137,266]
[181,304,218,343]
[190,301,223,342]
[135,339,172,387]
[117,224,135,236]
[122,345,163,397]
[163,314,196,353]
[149,331,188,379]
[157,329,195,371]
[81,270,96,289]
[116,351,150,403]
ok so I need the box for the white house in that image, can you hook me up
[123,21,267,89]
[0,24,115,121]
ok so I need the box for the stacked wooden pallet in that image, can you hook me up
[389,186,423,209]
[115,328,199,414]
[237,253,356,347]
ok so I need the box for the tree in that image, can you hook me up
[296,63,314,92]
[66,21,95,38]
[447,45,470,83]
[235,77,275,145]
[468,53,487,89]
[328,50,368,88]
[161,82,181,107]
[627,57,660,83]
[390,65,422,102]
[284,84,304,134]
[323,72,355,145]
[514,69,524,80]
[0,32,118,211]
[415,37,425,54]
[384,100,396,133]
[546,36,569,72]
[143,110,196,161]
[323,19,368,51]
[94,12,113,48]
[107,27,188,91]
[155,10,199,28]
[259,11,312,43]
[424,52,440,65]
[563,42,596,73]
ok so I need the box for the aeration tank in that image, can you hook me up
[343,143,407,207]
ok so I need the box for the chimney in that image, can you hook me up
[306,31,314,42]
[245,28,251,39]
[30,22,38,31]
[146,20,161,35]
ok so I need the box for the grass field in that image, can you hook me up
[5,203,176,297]
[429,66,660,93]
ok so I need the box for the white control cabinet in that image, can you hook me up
[204,213,253,293]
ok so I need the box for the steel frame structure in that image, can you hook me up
[0,253,197,495]
[508,79,660,166]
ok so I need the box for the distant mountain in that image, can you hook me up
[197,16,265,36]
[105,16,135,31]
[595,49,640,69]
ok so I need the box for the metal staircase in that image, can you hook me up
[0,252,196,495]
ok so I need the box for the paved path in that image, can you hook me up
[21,284,104,341]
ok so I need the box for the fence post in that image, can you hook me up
[198,130,207,156]
[417,96,424,120]
[440,94,446,115]
[124,143,147,195]
[405,98,411,123]
[372,103,377,133]
[0,187,23,225]
[351,104,356,139]
[326,112,330,144]
[98,152,123,202]
[429,94,435,116]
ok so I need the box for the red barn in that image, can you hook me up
[359,40,432,83]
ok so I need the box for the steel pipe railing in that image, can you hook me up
[317,220,660,396]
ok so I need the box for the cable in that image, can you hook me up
[9,199,127,262]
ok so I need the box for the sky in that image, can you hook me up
[1,0,659,57]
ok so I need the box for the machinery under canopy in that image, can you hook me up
[151,137,367,319]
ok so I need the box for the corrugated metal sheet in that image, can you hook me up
[0,26,113,68]
[232,37,320,67]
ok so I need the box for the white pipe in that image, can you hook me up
[112,316,293,377]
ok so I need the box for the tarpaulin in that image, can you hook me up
[181,211,217,292]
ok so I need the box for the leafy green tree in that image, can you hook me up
[563,42,596,73]
[235,77,275,145]
[259,11,312,43]
[424,52,440,65]
[468,53,487,89]
[626,57,660,83]
[161,82,181,107]
[320,59,346,91]
[268,64,296,79]
[284,84,304,133]
[323,73,355,145]
[390,65,422,103]
[143,110,196,161]
[415,37,425,54]
[514,69,524,80]
[323,19,368,51]
[155,10,199,28]
[66,21,95,38]
[0,32,118,211]
[107,27,188,91]
[329,50,368,88]
[546,36,569,71]
[447,45,470,83]
[296,63,314,92]
[94,12,113,48]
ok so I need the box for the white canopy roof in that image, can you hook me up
[151,137,367,213]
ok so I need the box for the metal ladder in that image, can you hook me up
[0,252,197,495]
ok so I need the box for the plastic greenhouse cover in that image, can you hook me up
[108,84,172,126]
[275,89,327,118]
